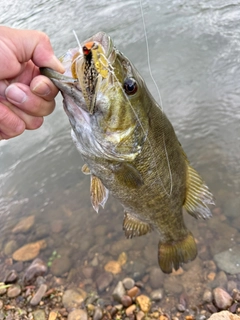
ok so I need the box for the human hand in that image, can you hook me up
[0,26,64,140]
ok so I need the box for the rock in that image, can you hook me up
[127,286,141,298]
[13,261,24,272]
[150,288,164,301]
[122,277,135,290]
[12,240,46,261]
[82,266,94,279]
[51,220,63,233]
[48,310,58,320]
[12,215,35,233]
[30,284,48,306]
[213,271,228,289]
[177,303,185,312]
[136,295,151,313]
[109,239,132,256]
[23,258,47,285]
[136,311,145,320]
[213,287,233,310]
[96,271,113,292]
[227,280,237,292]
[224,198,240,218]
[104,260,121,274]
[112,281,126,303]
[50,256,71,276]
[33,309,46,320]
[0,287,6,296]
[214,246,240,274]
[121,295,132,307]
[4,270,18,284]
[208,311,240,320]
[203,289,212,303]
[93,307,103,320]
[149,267,164,289]
[126,304,136,316]
[68,309,88,320]
[7,284,21,298]
[4,240,18,256]
[62,288,87,310]
[118,252,127,266]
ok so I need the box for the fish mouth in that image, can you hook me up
[40,32,114,114]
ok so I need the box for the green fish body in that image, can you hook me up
[40,32,214,273]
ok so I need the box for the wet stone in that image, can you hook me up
[213,271,228,289]
[7,284,21,298]
[82,266,94,279]
[30,284,48,306]
[4,240,18,256]
[112,281,126,303]
[121,295,132,307]
[208,310,240,320]
[68,309,88,320]
[136,294,151,313]
[123,277,135,290]
[13,261,24,272]
[213,287,233,310]
[62,288,87,310]
[96,271,113,293]
[23,258,47,285]
[0,287,6,296]
[126,304,136,317]
[50,256,71,276]
[33,309,46,320]
[150,288,164,301]
[227,280,237,292]
[48,310,58,320]
[12,239,46,261]
[127,286,141,298]
[149,267,164,289]
[177,303,186,312]
[104,260,121,274]
[12,215,35,234]
[93,307,103,320]
[203,289,212,303]
[214,246,240,274]
[4,269,18,284]
[51,219,63,233]
[136,311,145,320]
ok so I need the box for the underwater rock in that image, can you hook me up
[213,287,233,310]
[12,215,35,234]
[23,258,47,285]
[214,245,240,274]
[12,240,46,261]
[208,311,240,320]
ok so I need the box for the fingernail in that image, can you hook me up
[51,56,65,73]
[32,81,51,97]
[5,84,27,104]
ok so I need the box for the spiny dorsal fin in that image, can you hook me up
[184,164,215,219]
[82,163,91,175]
[113,163,144,189]
[123,212,153,238]
[90,175,109,213]
[158,231,197,274]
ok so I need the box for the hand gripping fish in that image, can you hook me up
[41,32,214,273]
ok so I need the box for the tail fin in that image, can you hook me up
[158,232,197,274]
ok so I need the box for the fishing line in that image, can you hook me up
[139,0,173,196]
[73,30,83,56]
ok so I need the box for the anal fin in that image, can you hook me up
[158,231,197,274]
[123,212,153,238]
[184,164,215,219]
[90,175,109,213]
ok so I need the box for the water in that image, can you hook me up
[1,0,240,310]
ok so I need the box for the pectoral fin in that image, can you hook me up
[90,175,109,213]
[113,163,144,189]
[184,164,215,219]
[123,212,153,238]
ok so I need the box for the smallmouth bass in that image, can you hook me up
[41,32,214,273]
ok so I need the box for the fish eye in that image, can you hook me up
[123,78,138,95]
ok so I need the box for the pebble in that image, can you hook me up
[104,260,121,274]
[82,266,94,279]
[121,295,132,307]
[33,309,46,320]
[50,256,71,276]
[126,304,136,316]
[12,215,35,234]
[202,289,212,303]
[213,287,233,309]
[136,311,145,320]
[149,267,164,289]
[0,300,3,310]
[136,294,151,313]
[62,288,87,310]
[214,245,240,274]
[93,307,103,320]
[12,239,47,261]
[227,280,237,292]
[30,284,48,306]
[112,281,126,303]
[208,310,240,320]
[214,271,228,289]
[150,288,164,301]
[7,284,21,298]
[23,258,47,285]
[96,271,113,292]
[68,309,88,320]
[13,261,24,272]
[123,277,135,290]
[177,303,185,312]
[0,287,6,296]
[48,310,58,320]
[4,240,18,256]
[51,219,63,233]
[127,286,141,298]
[4,269,18,284]
[118,252,127,266]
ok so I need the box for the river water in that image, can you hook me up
[1,0,240,311]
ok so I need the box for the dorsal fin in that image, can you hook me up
[184,164,215,219]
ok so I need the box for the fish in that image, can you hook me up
[40,32,214,273]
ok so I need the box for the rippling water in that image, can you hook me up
[1,0,240,307]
